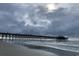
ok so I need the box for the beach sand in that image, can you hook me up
[0,41,56,56]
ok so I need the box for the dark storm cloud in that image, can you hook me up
[0,4,25,33]
[0,3,79,37]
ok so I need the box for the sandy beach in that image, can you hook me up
[0,41,56,56]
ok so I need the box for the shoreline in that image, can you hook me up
[0,41,56,56]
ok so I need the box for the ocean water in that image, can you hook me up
[6,37,79,55]
[22,38,79,53]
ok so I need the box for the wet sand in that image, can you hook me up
[0,40,79,56]
[0,41,56,56]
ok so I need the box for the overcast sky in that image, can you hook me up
[0,3,79,37]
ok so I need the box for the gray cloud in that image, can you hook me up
[0,3,79,37]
